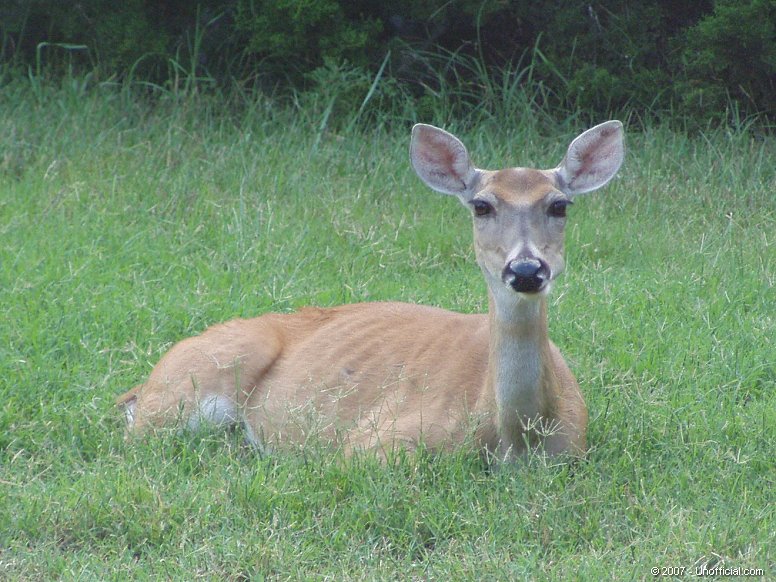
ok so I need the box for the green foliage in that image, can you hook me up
[0,0,231,83]
[476,1,712,117]
[235,0,382,83]
[2,0,166,75]
[0,1,774,127]
[679,0,776,123]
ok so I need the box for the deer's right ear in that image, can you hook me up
[555,120,624,196]
[410,124,479,197]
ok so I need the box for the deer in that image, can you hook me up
[116,121,624,462]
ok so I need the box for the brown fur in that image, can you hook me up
[117,121,624,461]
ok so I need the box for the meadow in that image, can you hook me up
[0,79,773,579]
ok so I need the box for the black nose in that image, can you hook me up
[503,258,548,293]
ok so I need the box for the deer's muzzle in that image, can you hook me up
[503,258,549,293]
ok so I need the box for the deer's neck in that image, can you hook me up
[484,290,555,455]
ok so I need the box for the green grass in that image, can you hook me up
[0,80,773,580]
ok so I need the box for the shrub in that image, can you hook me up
[1,0,168,76]
[235,0,381,84]
[678,0,776,123]
[1,0,774,127]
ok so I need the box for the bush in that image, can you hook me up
[678,0,776,124]
[1,0,774,127]
[235,0,381,85]
[1,0,168,76]
[0,0,234,83]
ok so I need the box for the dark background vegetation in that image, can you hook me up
[1,1,774,126]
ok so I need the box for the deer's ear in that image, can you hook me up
[555,120,624,196]
[410,124,480,197]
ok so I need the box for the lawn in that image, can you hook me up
[0,81,773,579]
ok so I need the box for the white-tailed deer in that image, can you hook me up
[117,121,624,461]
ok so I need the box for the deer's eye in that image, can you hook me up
[548,199,572,218]
[472,200,493,217]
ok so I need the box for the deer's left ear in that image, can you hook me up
[410,124,480,198]
[555,120,624,196]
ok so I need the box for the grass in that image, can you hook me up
[0,78,773,580]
